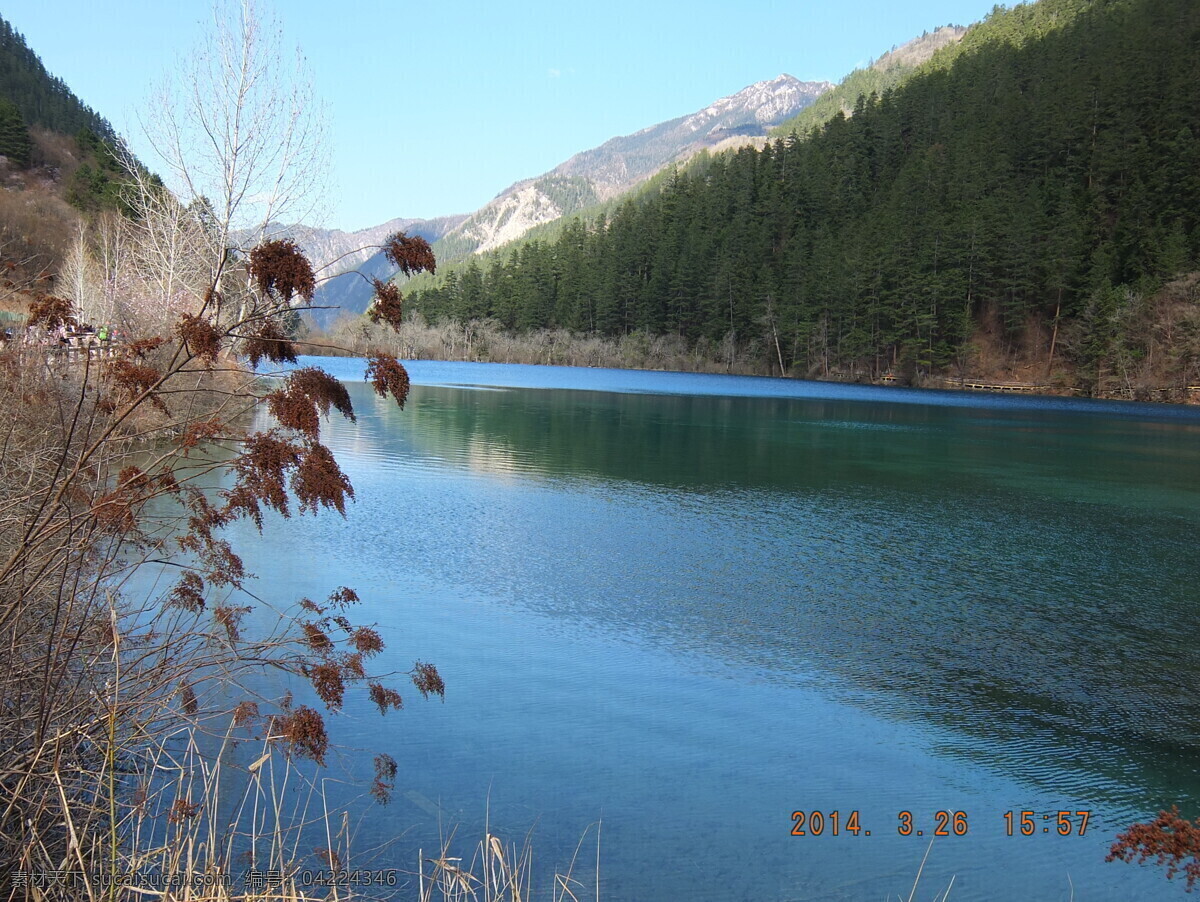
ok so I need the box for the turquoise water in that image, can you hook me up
[226,358,1200,900]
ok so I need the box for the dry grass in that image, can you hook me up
[417,812,601,902]
[309,313,773,377]
[0,230,439,899]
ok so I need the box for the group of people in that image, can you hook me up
[49,323,121,357]
[54,323,113,346]
[0,321,122,356]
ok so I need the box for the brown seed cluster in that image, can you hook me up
[351,626,384,656]
[241,320,298,369]
[382,231,436,277]
[213,604,250,643]
[248,238,316,302]
[179,682,199,716]
[374,753,398,782]
[370,753,399,805]
[124,336,167,359]
[307,662,346,710]
[167,572,206,613]
[314,848,342,870]
[365,354,410,408]
[368,682,403,716]
[232,701,259,728]
[168,798,202,823]
[104,359,167,412]
[176,313,223,365]
[92,466,160,534]
[275,705,329,765]
[412,660,445,700]
[180,417,225,452]
[328,587,359,608]
[177,489,247,589]
[266,367,355,439]
[1108,806,1200,890]
[341,652,365,679]
[293,441,354,515]
[227,431,303,525]
[28,294,76,330]
[302,622,333,653]
[368,278,405,330]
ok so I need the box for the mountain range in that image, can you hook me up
[258,215,466,278]
[305,73,835,324]
[305,24,970,326]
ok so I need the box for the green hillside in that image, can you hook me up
[392,22,973,322]
[771,26,966,138]
[403,0,1200,396]
[0,14,148,291]
[0,16,115,143]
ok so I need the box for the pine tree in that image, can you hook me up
[0,97,30,167]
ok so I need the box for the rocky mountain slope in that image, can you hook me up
[550,74,829,201]
[449,74,830,257]
[773,25,968,136]
[313,74,831,322]
[253,214,466,279]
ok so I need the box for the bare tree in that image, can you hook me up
[0,2,440,893]
[138,0,330,279]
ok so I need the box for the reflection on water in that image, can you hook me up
[226,359,1200,900]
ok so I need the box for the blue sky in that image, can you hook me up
[4,0,1003,231]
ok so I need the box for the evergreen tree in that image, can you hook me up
[0,97,30,167]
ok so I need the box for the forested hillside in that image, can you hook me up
[0,13,144,295]
[0,17,115,144]
[405,0,1200,395]
[770,25,966,138]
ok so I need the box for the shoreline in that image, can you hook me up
[296,342,1200,406]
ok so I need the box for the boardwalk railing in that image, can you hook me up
[1,337,125,364]
[939,377,1042,393]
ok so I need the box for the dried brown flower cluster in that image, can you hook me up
[167,571,206,613]
[27,294,75,330]
[176,490,245,588]
[248,238,316,302]
[168,798,201,823]
[274,705,329,765]
[293,587,389,716]
[382,231,436,277]
[412,660,445,699]
[370,753,398,805]
[365,353,411,408]
[302,621,334,653]
[124,336,167,359]
[293,442,354,515]
[341,653,365,679]
[368,277,405,330]
[266,367,355,439]
[315,848,342,870]
[176,313,223,365]
[1108,806,1200,890]
[232,701,259,728]
[328,586,359,607]
[180,417,225,451]
[104,359,166,412]
[179,682,200,717]
[92,466,173,534]
[220,430,355,524]
[226,431,303,525]
[213,604,250,643]
[368,682,403,715]
[351,626,384,655]
[307,662,346,710]
[241,320,298,368]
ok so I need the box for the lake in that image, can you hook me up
[225,357,1200,900]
